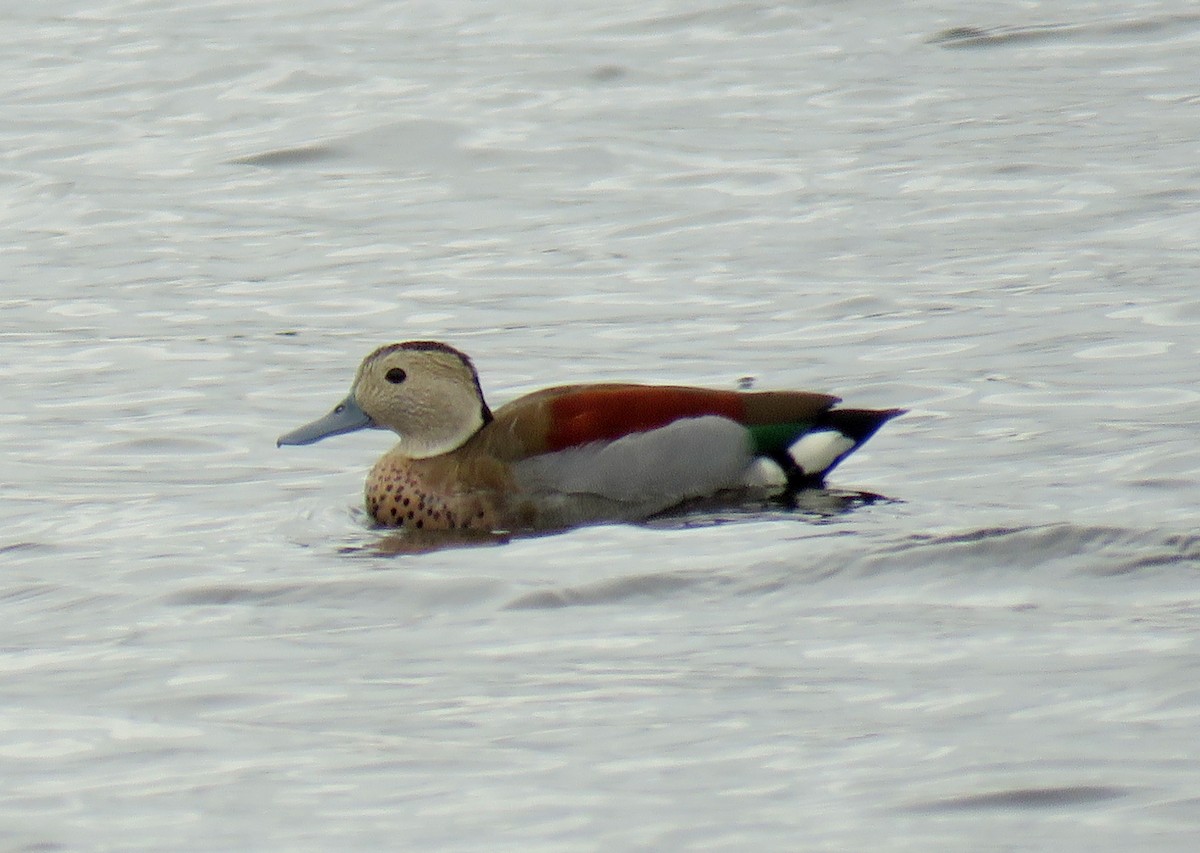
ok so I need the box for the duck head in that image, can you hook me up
[277,341,493,458]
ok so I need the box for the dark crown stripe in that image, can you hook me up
[368,341,493,425]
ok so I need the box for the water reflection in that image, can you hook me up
[344,487,899,555]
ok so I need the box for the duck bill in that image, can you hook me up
[277,394,375,447]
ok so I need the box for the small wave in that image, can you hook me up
[930,14,1200,49]
[504,570,717,610]
[163,584,307,606]
[229,144,338,167]
[909,784,1128,811]
[163,575,506,612]
[0,541,50,556]
[859,523,1200,578]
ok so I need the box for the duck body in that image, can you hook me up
[278,342,902,533]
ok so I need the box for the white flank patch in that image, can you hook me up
[513,416,753,510]
[787,430,855,476]
[741,457,787,489]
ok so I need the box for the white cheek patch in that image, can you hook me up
[787,430,855,476]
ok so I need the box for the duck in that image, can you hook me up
[277,341,903,533]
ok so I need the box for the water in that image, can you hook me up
[4,0,1200,849]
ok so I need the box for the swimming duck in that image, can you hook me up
[277,341,902,532]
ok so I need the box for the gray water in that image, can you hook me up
[4,0,1200,849]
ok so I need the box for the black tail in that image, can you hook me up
[819,407,906,445]
[777,407,905,493]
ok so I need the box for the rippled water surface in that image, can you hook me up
[4,0,1200,849]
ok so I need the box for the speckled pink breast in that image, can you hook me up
[365,455,505,532]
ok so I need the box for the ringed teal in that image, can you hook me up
[277,341,903,532]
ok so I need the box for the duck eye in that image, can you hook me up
[385,367,407,384]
